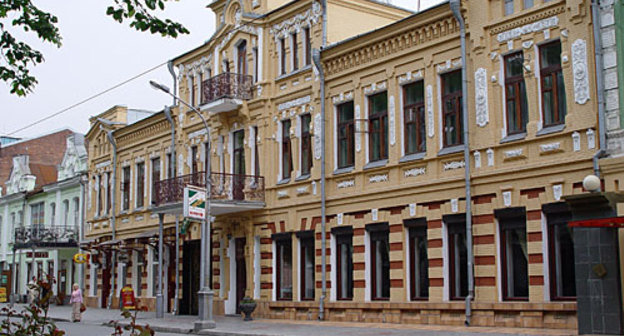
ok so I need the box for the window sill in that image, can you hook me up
[399,152,425,163]
[536,124,565,136]
[363,159,388,170]
[276,65,313,82]
[295,174,311,182]
[500,132,527,144]
[333,166,354,175]
[437,145,465,156]
[277,178,291,185]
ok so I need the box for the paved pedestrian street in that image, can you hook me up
[1,304,577,336]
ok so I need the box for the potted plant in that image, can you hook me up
[238,296,257,321]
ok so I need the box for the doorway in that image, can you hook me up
[181,240,200,315]
[235,238,247,314]
[232,130,246,201]
[101,261,111,309]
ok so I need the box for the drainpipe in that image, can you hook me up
[312,49,326,321]
[163,106,179,314]
[168,61,178,106]
[450,0,474,326]
[591,0,607,179]
[103,128,118,309]
[321,0,327,46]
[78,174,87,291]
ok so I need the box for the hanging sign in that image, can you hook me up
[73,253,88,264]
[184,186,206,220]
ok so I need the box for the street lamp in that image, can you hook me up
[149,80,215,329]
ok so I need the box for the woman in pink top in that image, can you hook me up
[69,283,83,322]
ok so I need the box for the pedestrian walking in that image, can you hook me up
[69,283,83,322]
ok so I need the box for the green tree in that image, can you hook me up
[0,0,188,96]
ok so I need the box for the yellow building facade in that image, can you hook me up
[83,0,613,331]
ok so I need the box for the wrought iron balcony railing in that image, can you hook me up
[154,171,265,206]
[14,225,78,247]
[201,72,254,105]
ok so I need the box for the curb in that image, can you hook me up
[105,321,194,335]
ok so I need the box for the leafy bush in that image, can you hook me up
[109,303,154,336]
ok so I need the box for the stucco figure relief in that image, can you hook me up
[475,68,489,127]
[572,39,590,105]
[389,96,396,146]
[313,113,322,160]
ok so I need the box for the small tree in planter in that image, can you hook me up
[238,296,257,321]
[109,302,155,336]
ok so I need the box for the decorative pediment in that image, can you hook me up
[269,1,321,43]
[6,155,35,194]
[58,134,88,181]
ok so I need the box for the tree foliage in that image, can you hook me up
[0,0,188,96]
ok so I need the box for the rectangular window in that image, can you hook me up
[496,208,528,300]
[407,219,429,300]
[442,70,463,147]
[73,198,79,226]
[505,52,528,134]
[253,47,259,83]
[30,202,45,229]
[368,224,390,300]
[369,92,388,162]
[279,38,286,75]
[504,0,514,15]
[50,203,56,226]
[136,162,145,209]
[524,0,533,9]
[276,235,293,300]
[540,41,566,127]
[301,114,312,176]
[191,146,198,175]
[122,166,130,211]
[299,232,315,300]
[105,172,111,214]
[151,157,160,204]
[446,215,467,300]
[63,200,69,225]
[545,205,576,300]
[337,102,355,168]
[334,228,353,300]
[204,142,210,173]
[190,75,196,107]
[404,81,426,155]
[282,119,292,180]
[304,27,311,66]
[291,33,298,71]
[97,175,103,216]
[253,126,260,177]
[151,247,158,297]
[237,40,247,76]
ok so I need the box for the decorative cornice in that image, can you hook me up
[324,15,458,77]
[269,1,321,43]
[116,119,170,146]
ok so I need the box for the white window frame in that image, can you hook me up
[290,32,298,72]
[62,199,69,226]
[134,161,146,209]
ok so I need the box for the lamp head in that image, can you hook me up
[149,80,170,94]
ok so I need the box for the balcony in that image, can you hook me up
[200,73,254,114]
[153,171,265,215]
[14,225,78,249]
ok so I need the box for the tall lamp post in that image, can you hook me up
[149,81,215,329]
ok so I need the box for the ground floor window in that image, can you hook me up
[496,208,528,300]
[406,218,428,300]
[275,234,293,300]
[544,203,575,300]
[445,214,467,300]
[333,226,353,300]
[367,223,389,300]
[298,231,315,300]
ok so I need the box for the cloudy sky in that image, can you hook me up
[0,0,443,139]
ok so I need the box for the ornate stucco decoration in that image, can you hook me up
[495,16,559,43]
[586,129,595,149]
[6,155,36,194]
[451,199,458,213]
[409,203,416,217]
[180,56,212,80]
[437,59,463,74]
[474,151,481,168]
[426,85,434,138]
[398,70,423,85]
[389,96,396,145]
[269,1,321,43]
[337,213,343,225]
[337,179,355,189]
[277,190,289,199]
[363,81,387,95]
[443,160,465,171]
[553,184,563,201]
[296,186,309,195]
[278,95,311,111]
[572,39,590,105]
[369,174,388,183]
[332,91,353,105]
[355,105,362,152]
[313,113,322,160]
[503,191,512,207]
[371,208,378,221]
[404,167,426,178]
[540,142,562,154]
[572,132,581,151]
[504,148,524,160]
[474,68,489,127]
[487,148,494,166]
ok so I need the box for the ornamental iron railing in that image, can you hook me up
[14,225,78,246]
[201,72,254,105]
[154,171,265,206]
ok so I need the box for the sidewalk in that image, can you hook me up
[1,303,578,336]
